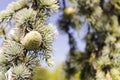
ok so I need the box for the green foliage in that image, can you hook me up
[32,65,81,80]
[32,65,65,80]
[0,0,59,79]
[49,65,65,80]
[32,67,50,80]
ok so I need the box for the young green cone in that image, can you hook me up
[21,31,42,50]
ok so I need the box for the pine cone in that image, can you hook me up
[21,31,42,50]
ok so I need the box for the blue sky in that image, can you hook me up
[0,0,87,66]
